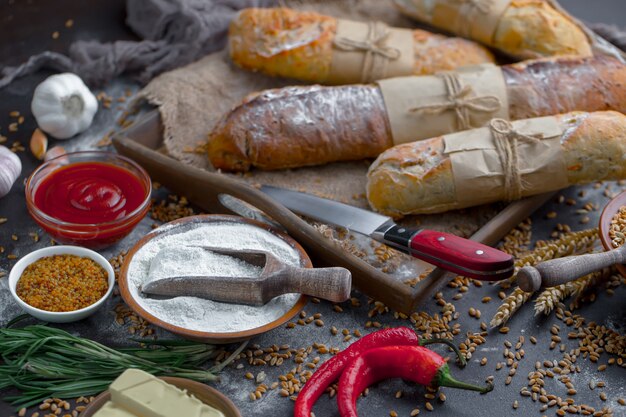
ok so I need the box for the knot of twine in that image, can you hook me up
[409,71,501,130]
[489,118,543,201]
[333,21,401,82]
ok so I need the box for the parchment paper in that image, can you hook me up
[444,116,568,205]
[327,19,414,83]
[377,64,508,144]
[430,0,511,44]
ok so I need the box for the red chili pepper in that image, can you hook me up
[293,327,465,417]
[337,345,493,417]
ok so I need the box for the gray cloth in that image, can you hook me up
[1,0,624,89]
[589,23,626,52]
[0,0,276,89]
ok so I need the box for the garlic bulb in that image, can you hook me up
[0,145,21,198]
[31,73,98,139]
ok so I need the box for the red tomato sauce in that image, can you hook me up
[34,162,147,224]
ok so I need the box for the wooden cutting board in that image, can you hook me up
[113,111,553,314]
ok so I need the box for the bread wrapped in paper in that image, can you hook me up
[229,7,494,84]
[367,111,626,216]
[394,0,594,59]
[208,56,626,171]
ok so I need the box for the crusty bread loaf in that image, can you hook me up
[495,0,591,58]
[394,0,592,59]
[208,85,392,171]
[208,56,626,172]
[366,111,626,216]
[229,7,494,83]
[503,56,626,118]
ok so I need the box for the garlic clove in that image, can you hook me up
[30,128,48,160]
[0,145,21,198]
[44,146,68,162]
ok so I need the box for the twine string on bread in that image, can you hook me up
[333,21,401,82]
[490,118,545,201]
[408,71,501,130]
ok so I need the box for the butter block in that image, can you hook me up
[92,401,137,417]
[110,369,224,417]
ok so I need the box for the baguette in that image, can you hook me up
[394,0,592,59]
[229,7,494,84]
[367,111,626,216]
[208,56,626,171]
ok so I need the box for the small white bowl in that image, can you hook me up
[9,245,115,323]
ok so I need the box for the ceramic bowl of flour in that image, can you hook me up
[119,214,310,343]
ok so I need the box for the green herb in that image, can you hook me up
[0,323,245,408]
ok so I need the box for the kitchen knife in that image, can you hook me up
[260,185,514,281]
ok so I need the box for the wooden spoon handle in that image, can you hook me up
[274,267,352,303]
[518,248,625,292]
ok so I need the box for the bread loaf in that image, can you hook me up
[394,0,592,59]
[208,85,391,171]
[229,7,494,84]
[367,111,626,216]
[208,56,626,171]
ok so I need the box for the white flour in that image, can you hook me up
[127,222,302,333]
[146,246,262,284]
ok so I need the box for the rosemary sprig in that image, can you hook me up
[0,324,239,409]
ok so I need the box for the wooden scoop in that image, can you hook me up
[518,190,626,292]
[517,244,625,292]
[141,247,352,306]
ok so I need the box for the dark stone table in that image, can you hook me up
[1,1,624,416]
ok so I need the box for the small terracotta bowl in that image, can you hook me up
[118,214,310,343]
[79,376,241,417]
[599,189,626,277]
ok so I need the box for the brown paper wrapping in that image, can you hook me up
[429,0,511,45]
[328,19,414,84]
[443,116,569,206]
[377,64,509,145]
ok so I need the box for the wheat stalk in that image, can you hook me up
[490,287,532,328]
[490,228,599,327]
[499,228,598,287]
[534,266,616,315]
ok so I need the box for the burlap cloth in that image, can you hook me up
[134,0,500,244]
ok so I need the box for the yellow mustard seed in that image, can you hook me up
[16,254,108,312]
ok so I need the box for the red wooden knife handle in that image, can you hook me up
[383,226,513,280]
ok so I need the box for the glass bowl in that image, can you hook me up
[25,151,152,249]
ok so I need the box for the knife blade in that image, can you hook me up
[260,185,513,280]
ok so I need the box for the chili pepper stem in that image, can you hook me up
[419,338,467,368]
[435,364,494,394]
